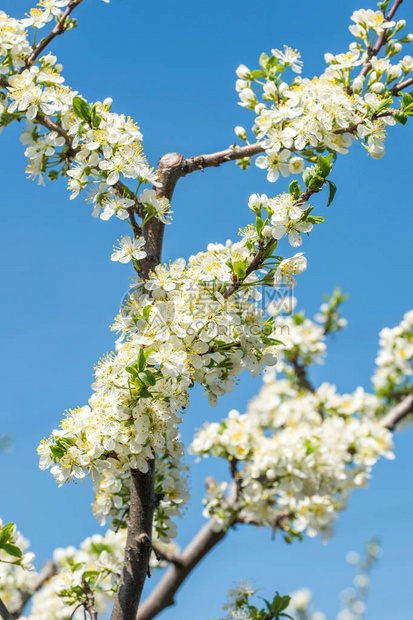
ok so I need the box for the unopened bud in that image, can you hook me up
[395,19,406,33]
[234,126,247,141]
[370,81,385,93]
[352,75,365,92]
[236,64,252,79]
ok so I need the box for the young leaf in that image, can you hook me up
[316,155,332,177]
[402,92,413,109]
[394,110,408,125]
[307,215,324,224]
[233,260,247,279]
[0,523,15,546]
[138,348,147,372]
[138,370,156,387]
[256,216,264,236]
[2,543,23,558]
[72,96,91,121]
[125,366,140,377]
[259,52,269,70]
[302,169,313,187]
[327,180,337,206]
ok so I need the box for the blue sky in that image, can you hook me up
[0,0,412,618]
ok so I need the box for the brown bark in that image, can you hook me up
[137,521,226,620]
[0,598,13,620]
[13,560,56,618]
[110,461,156,620]
[380,393,413,430]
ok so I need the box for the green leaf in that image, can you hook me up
[251,69,265,79]
[266,56,280,71]
[138,348,147,372]
[50,445,66,459]
[125,366,139,377]
[233,260,247,279]
[307,174,324,190]
[138,370,156,387]
[72,96,91,121]
[138,387,152,399]
[289,180,301,199]
[271,593,291,614]
[307,215,324,224]
[316,155,332,177]
[327,180,337,206]
[394,110,408,125]
[259,52,269,70]
[2,543,22,558]
[0,523,15,546]
[90,105,101,129]
[56,437,75,449]
[142,305,151,321]
[402,93,413,109]
[256,216,264,236]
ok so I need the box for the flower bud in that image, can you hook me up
[234,126,247,141]
[352,75,365,92]
[370,81,385,93]
[395,19,406,33]
[262,225,273,239]
[386,64,402,81]
[236,64,252,79]
[400,55,413,72]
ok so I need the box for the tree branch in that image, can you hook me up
[290,358,316,393]
[380,393,413,430]
[13,560,57,618]
[84,580,98,620]
[0,598,13,620]
[151,544,184,567]
[358,0,404,79]
[221,185,317,300]
[137,520,227,620]
[110,461,156,620]
[392,76,413,94]
[26,0,84,66]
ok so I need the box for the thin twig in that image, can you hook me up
[221,185,317,300]
[380,393,413,430]
[151,544,183,567]
[229,458,243,499]
[291,358,315,393]
[83,580,98,620]
[70,601,85,620]
[358,0,404,79]
[13,560,57,617]
[26,0,84,66]
[392,76,413,94]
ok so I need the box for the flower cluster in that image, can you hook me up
[0,519,36,614]
[0,11,32,74]
[192,389,393,538]
[372,309,413,403]
[191,296,405,540]
[219,582,292,620]
[19,527,176,620]
[235,8,413,181]
[0,4,169,264]
[38,240,292,538]
[337,540,382,620]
